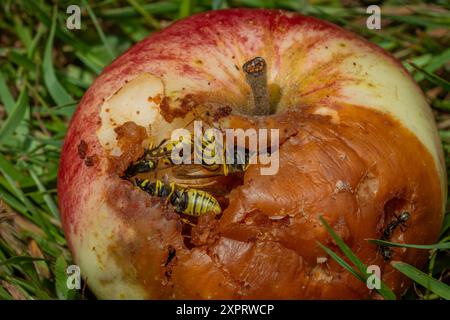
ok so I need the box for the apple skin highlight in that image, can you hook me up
[58,9,446,299]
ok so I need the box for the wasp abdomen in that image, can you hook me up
[183,189,221,216]
[135,179,221,216]
[171,189,221,216]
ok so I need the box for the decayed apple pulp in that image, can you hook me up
[58,9,446,299]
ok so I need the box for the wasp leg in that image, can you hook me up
[399,221,409,232]
[222,163,229,176]
[180,218,196,227]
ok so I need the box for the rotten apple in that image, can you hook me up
[58,9,446,299]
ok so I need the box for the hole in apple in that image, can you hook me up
[116,119,251,251]
[106,60,285,252]
[381,196,411,238]
[383,197,408,222]
[377,196,411,261]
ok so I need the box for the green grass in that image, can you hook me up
[0,0,449,300]
[318,216,396,300]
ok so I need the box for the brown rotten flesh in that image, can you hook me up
[58,9,445,299]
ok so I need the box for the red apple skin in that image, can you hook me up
[58,9,445,299]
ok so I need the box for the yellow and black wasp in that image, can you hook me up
[123,135,193,178]
[125,131,253,179]
[134,178,173,198]
[123,140,164,178]
[134,178,221,216]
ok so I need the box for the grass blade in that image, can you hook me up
[319,216,366,274]
[0,153,31,185]
[0,71,15,113]
[425,48,450,76]
[391,261,450,300]
[212,0,226,10]
[54,255,77,300]
[126,0,160,29]
[0,256,46,267]
[179,0,191,19]
[13,16,32,49]
[409,62,450,91]
[368,239,450,250]
[43,8,75,115]
[319,216,396,300]
[0,186,28,213]
[28,169,59,219]
[0,88,28,145]
[316,242,364,282]
[99,2,178,18]
[82,0,116,60]
[0,286,13,300]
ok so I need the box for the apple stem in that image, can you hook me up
[243,57,270,116]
